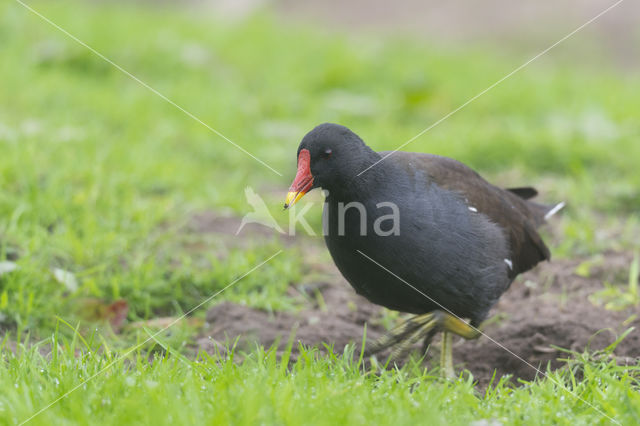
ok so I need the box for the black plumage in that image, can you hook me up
[285,123,561,372]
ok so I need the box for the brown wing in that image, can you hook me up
[383,151,550,277]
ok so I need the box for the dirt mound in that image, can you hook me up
[199,249,640,386]
[456,251,639,385]
[198,281,386,358]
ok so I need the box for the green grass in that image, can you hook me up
[1,0,639,424]
[1,338,638,425]
[590,253,640,311]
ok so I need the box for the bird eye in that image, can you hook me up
[323,148,332,158]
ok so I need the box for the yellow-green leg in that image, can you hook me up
[365,310,481,377]
[440,331,454,379]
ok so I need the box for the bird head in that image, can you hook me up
[284,123,375,209]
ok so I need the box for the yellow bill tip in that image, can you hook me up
[284,191,305,209]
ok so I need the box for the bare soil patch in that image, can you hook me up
[197,212,640,386]
[455,250,639,386]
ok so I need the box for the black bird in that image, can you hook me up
[284,123,563,377]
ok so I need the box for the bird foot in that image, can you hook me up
[364,310,481,377]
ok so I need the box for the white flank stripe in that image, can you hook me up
[544,201,566,220]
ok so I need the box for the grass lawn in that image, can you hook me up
[0,1,639,424]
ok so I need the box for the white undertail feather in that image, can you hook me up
[544,201,566,220]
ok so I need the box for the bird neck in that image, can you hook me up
[326,158,391,204]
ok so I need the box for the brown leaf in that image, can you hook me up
[74,297,129,332]
[106,299,129,331]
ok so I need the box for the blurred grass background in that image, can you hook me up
[0,0,639,423]
[1,0,639,335]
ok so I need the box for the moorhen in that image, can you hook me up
[284,123,563,377]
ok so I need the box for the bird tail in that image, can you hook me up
[528,200,566,226]
[508,186,565,224]
[507,186,538,200]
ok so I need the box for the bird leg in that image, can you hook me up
[365,310,481,377]
[440,331,454,379]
